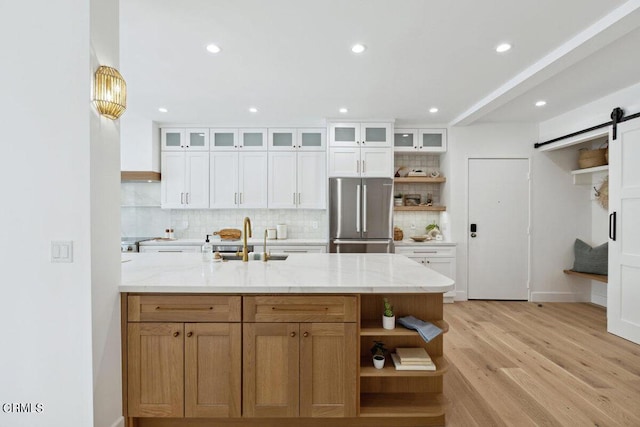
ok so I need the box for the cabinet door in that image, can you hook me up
[297,151,326,209]
[329,123,360,147]
[161,152,186,208]
[243,323,300,417]
[239,151,268,208]
[419,129,447,152]
[210,129,239,150]
[268,128,297,151]
[128,323,184,417]
[185,152,209,208]
[161,128,185,151]
[239,128,267,150]
[299,323,357,417]
[361,147,393,177]
[268,152,297,209]
[185,323,241,418]
[394,128,418,152]
[297,128,326,150]
[425,257,455,279]
[210,152,239,208]
[329,147,360,177]
[185,128,209,151]
[361,123,392,147]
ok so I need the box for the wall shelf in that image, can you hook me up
[360,320,449,336]
[570,165,609,185]
[360,356,448,377]
[563,269,608,283]
[394,177,446,183]
[394,206,446,212]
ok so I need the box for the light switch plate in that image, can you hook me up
[51,241,73,263]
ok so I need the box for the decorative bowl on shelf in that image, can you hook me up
[410,235,430,242]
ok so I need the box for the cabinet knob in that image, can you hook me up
[303,332,309,337]
[290,332,296,338]
[187,332,193,337]
[173,332,180,337]
[421,260,425,264]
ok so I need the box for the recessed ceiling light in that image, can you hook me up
[429,107,439,113]
[339,107,348,113]
[402,134,409,137]
[249,107,258,113]
[351,44,366,54]
[495,43,512,53]
[206,44,221,54]
[535,100,547,107]
[158,107,168,113]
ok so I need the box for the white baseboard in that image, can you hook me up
[454,291,468,301]
[530,291,589,302]
[591,294,607,307]
[109,416,124,427]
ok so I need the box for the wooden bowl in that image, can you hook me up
[410,235,428,242]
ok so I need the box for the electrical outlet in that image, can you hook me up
[312,221,318,229]
[410,223,416,230]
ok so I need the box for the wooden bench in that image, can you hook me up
[563,269,607,283]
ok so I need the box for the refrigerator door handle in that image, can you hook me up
[363,184,367,232]
[356,184,361,232]
[333,239,391,244]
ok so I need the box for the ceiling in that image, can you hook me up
[119,0,640,127]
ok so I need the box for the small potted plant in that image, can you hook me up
[382,297,395,330]
[370,340,388,369]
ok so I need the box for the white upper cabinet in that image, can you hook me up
[394,128,446,152]
[268,152,298,208]
[209,151,239,208]
[239,128,267,150]
[161,128,209,151]
[268,129,297,151]
[361,148,394,177]
[210,151,268,209]
[210,129,239,151]
[296,151,326,208]
[161,151,209,209]
[329,122,392,147]
[268,151,326,209]
[328,147,361,177]
[269,128,326,151]
[297,128,326,150]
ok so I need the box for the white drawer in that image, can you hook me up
[139,245,200,253]
[395,245,455,258]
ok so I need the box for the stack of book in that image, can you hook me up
[390,347,436,371]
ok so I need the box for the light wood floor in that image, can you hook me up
[443,301,640,426]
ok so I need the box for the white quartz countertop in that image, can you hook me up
[139,238,328,246]
[394,240,456,247]
[120,253,454,294]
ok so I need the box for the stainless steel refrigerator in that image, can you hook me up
[329,177,394,253]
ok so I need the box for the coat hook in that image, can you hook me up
[593,186,600,197]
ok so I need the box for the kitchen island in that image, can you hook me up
[121,253,454,427]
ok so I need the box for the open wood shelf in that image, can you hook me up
[359,393,445,417]
[563,269,608,283]
[394,177,446,183]
[394,205,446,212]
[360,320,449,336]
[360,356,448,377]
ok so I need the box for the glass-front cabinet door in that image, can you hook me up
[210,129,239,150]
[239,128,267,150]
[297,128,325,150]
[161,128,186,151]
[330,123,360,147]
[419,129,447,152]
[186,128,209,151]
[393,129,418,152]
[268,128,296,151]
[361,123,392,147]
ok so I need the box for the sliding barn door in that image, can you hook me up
[608,120,640,344]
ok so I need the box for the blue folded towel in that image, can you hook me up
[398,315,443,343]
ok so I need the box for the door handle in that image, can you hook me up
[356,184,361,232]
[363,184,367,232]
[356,160,360,173]
[470,233,477,238]
[234,192,237,205]
[363,160,366,173]
[186,192,190,204]
[181,192,184,204]
[609,212,617,241]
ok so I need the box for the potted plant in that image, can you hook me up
[370,340,388,369]
[382,297,395,330]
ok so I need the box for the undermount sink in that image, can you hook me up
[221,254,289,261]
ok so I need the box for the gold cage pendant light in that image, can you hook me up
[93,65,127,120]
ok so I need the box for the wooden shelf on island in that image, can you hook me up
[359,393,445,418]
[360,320,449,336]
[394,205,446,212]
[394,177,446,183]
[563,269,608,283]
[360,356,449,377]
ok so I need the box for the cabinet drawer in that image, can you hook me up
[395,246,455,257]
[128,295,241,322]
[243,296,357,322]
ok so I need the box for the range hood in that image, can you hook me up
[121,113,161,182]
[121,171,161,182]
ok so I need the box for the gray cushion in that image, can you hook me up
[573,239,608,275]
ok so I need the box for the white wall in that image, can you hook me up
[0,1,95,426]
[120,112,160,172]
[539,81,640,306]
[448,123,591,302]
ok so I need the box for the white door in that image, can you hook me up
[210,152,239,208]
[468,158,530,300]
[297,151,326,209]
[608,120,640,344]
[268,151,297,208]
[361,148,393,178]
[161,152,185,208]
[329,148,360,177]
[184,152,209,208]
[239,152,268,208]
